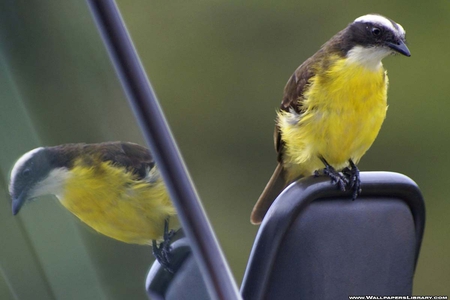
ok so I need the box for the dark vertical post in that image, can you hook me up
[85,1,241,299]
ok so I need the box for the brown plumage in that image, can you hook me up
[44,142,155,180]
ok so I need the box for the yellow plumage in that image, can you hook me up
[278,57,388,182]
[60,160,175,245]
[251,12,412,224]
[10,142,179,269]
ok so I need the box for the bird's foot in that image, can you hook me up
[322,164,349,191]
[152,219,176,273]
[342,159,361,200]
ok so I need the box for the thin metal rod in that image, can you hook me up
[85,1,241,299]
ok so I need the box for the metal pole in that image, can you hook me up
[85,1,241,299]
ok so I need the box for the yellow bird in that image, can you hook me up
[251,14,410,224]
[9,142,176,269]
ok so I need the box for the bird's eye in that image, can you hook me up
[22,168,30,176]
[372,27,382,37]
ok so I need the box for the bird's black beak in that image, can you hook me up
[386,39,411,57]
[12,192,26,215]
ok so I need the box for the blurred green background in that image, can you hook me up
[0,0,448,299]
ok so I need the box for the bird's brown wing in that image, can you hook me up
[275,57,316,162]
[251,57,317,225]
[84,142,155,181]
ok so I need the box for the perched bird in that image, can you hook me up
[9,142,176,269]
[251,14,410,225]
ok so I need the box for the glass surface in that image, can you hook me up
[0,1,448,299]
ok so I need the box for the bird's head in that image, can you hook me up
[340,14,410,69]
[9,147,70,215]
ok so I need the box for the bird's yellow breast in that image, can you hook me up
[58,160,175,245]
[279,56,388,180]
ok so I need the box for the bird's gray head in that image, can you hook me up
[341,14,410,69]
[9,147,69,215]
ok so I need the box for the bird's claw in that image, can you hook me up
[322,164,349,191]
[342,160,361,200]
[152,219,176,273]
[318,158,362,200]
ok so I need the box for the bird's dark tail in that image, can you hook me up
[250,163,288,225]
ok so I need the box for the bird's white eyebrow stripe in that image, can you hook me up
[354,14,405,36]
[10,148,43,182]
[9,147,44,194]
